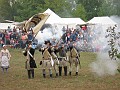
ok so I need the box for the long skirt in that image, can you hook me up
[1,56,10,69]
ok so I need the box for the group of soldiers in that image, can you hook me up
[38,40,81,78]
[23,40,81,78]
[21,13,80,78]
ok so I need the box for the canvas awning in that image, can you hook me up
[87,16,117,25]
[44,8,61,24]
[58,18,86,25]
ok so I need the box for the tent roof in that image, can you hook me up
[58,18,86,25]
[0,23,15,30]
[87,16,117,25]
[44,8,61,24]
[44,8,86,25]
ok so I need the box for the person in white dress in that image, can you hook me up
[0,45,11,73]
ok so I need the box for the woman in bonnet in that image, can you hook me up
[0,45,11,73]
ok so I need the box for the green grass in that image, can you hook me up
[0,49,120,90]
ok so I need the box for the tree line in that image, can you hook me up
[0,0,120,22]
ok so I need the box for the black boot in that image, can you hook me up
[56,73,58,77]
[43,69,46,78]
[76,72,78,76]
[43,74,46,78]
[69,72,71,76]
[31,69,34,78]
[40,61,42,65]
[59,66,62,76]
[64,66,67,76]
[28,70,31,79]
[50,74,52,78]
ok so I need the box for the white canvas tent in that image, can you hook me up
[44,8,61,24]
[59,18,86,25]
[36,9,62,43]
[87,16,117,25]
[86,16,118,51]
[56,18,86,29]
[43,8,86,28]
[87,16,118,33]
[0,23,15,30]
[43,8,86,29]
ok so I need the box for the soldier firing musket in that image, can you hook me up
[54,42,69,76]
[39,40,54,78]
[22,12,50,79]
[67,41,81,76]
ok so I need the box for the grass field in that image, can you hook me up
[0,48,120,90]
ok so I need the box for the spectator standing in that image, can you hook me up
[0,45,11,73]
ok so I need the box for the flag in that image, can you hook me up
[24,13,50,35]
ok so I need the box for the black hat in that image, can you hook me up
[44,40,51,44]
[44,41,47,44]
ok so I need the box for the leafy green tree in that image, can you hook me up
[77,0,104,20]
[97,0,120,16]
[44,0,71,17]
[72,4,87,21]
[0,0,13,21]
[14,0,45,21]
[112,0,120,16]
[97,0,117,16]
[14,0,70,21]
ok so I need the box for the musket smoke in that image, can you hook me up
[90,53,119,77]
[36,25,63,44]
[89,17,120,77]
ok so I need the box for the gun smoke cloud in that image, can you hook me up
[89,16,120,77]
[36,25,63,44]
[35,15,120,77]
[90,53,119,77]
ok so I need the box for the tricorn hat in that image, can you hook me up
[44,40,51,44]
